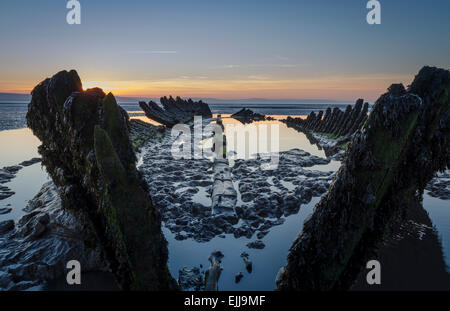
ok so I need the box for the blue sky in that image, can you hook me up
[0,0,449,100]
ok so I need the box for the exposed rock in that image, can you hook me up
[235,272,244,283]
[0,219,14,234]
[139,126,334,242]
[3,165,22,174]
[0,186,14,200]
[0,159,42,200]
[0,207,12,215]
[240,252,253,273]
[26,70,177,290]
[247,240,265,249]
[19,157,42,167]
[0,169,15,183]
[277,66,450,291]
[205,251,224,291]
[0,182,111,290]
[139,96,212,127]
[129,119,165,152]
[178,267,204,291]
[231,108,266,124]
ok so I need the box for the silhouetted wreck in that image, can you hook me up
[277,66,450,290]
[26,70,178,290]
[231,108,267,124]
[139,96,212,127]
[283,99,369,138]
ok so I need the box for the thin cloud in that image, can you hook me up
[127,50,178,54]
[212,63,302,69]
[223,64,241,69]
[248,75,271,80]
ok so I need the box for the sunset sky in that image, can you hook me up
[1,0,449,102]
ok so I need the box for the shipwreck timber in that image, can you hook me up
[26,70,177,290]
[277,66,450,290]
[139,96,212,127]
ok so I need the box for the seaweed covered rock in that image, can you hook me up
[0,182,114,290]
[139,96,212,127]
[277,66,450,290]
[26,70,177,290]
[129,119,165,152]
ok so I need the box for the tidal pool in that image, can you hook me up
[0,117,448,290]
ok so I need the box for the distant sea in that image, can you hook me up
[0,101,356,132]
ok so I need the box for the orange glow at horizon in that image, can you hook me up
[1,73,413,102]
[82,73,412,101]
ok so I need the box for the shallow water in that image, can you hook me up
[161,117,336,290]
[0,163,50,223]
[423,193,450,272]
[0,103,28,131]
[163,197,319,290]
[0,128,41,166]
[0,115,448,290]
[0,128,50,223]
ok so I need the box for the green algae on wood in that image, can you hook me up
[278,66,450,291]
[26,70,177,291]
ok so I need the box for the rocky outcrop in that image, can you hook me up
[231,108,266,124]
[0,182,113,290]
[139,96,212,127]
[26,70,177,290]
[277,66,450,290]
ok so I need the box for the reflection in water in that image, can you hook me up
[424,193,450,273]
[0,164,49,223]
[130,115,164,126]
[209,115,326,160]
[0,128,50,223]
[164,197,319,291]
[0,128,41,167]
[164,117,332,290]
[0,116,449,290]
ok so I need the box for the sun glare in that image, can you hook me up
[82,81,113,93]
